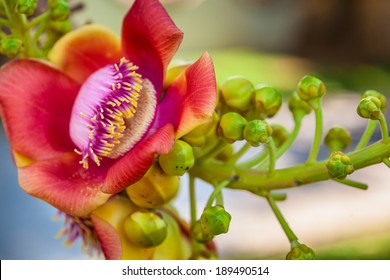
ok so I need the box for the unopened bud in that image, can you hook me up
[297,75,326,102]
[326,151,354,180]
[324,126,352,151]
[243,119,272,147]
[50,0,70,21]
[124,211,168,248]
[16,0,37,16]
[0,38,22,58]
[218,112,247,143]
[270,124,289,148]
[288,91,312,120]
[159,140,195,176]
[181,112,219,147]
[286,242,315,260]
[252,86,282,119]
[191,220,214,243]
[362,90,387,113]
[221,76,255,111]
[357,96,382,120]
[200,205,231,236]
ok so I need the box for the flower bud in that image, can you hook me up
[357,96,382,120]
[326,151,354,180]
[288,91,312,119]
[126,164,179,208]
[217,112,247,143]
[270,124,289,148]
[200,205,231,236]
[221,76,255,111]
[362,90,387,113]
[324,126,352,151]
[0,38,22,58]
[191,220,214,243]
[252,86,282,119]
[124,211,168,248]
[243,119,272,147]
[16,0,37,16]
[159,140,195,176]
[286,242,315,260]
[215,144,234,161]
[297,75,326,101]
[181,112,219,147]
[50,0,70,21]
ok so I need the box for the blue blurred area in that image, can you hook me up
[0,123,86,259]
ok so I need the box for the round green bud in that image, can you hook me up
[50,0,70,21]
[324,126,352,152]
[221,76,255,111]
[0,38,22,58]
[270,124,289,148]
[191,220,214,243]
[215,144,234,161]
[16,0,37,16]
[126,164,179,208]
[286,242,315,260]
[252,86,282,119]
[124,211,168,248]
[243,119,272,147]
[297,75,326,101]
[200,205,231,236]
[217,112,247,143]
[288,91,312,119]
[357,96,382,120]
[362,90,387,113]
[326,151,354,180]
[181,112,219,147]
[159,140,195,176]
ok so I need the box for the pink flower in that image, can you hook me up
[0,0,217,217]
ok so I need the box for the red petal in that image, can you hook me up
[121,0,183,97]
[153,52,217,138]
[49,25,122,84]
[103,124,175,194]
[91,215,122,260]
[0,59,79,161]
[18,153,111,216]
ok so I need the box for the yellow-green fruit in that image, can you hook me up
[124,211,168,248]
[126,164,179,208]
[218,112,247,143]
[159,140,195,176]
[221,76,255,111]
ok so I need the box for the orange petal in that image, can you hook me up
[48,25,122,84]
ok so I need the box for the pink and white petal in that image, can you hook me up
[121,0,183,97]
[0,59,79,161]
[18,153,111,217]
[152,52,217,138]
[49,25,122,84]
[91,215,122,260]
[103,124,175,194]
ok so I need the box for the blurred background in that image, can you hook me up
[1,0,390,259]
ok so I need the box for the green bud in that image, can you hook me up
[357,96,383,120]
[16,0,37,16]
[221,76,255,111]
[123,211,168,248]
[0,38,22,58]
[252,86,282,119]
[288,91,312,119]
[181,112,219,147]
[159,140,195,176]
[324,126,352,152]
[50,0,70,21]
[191,220,214,243]
[217,112,247,143]
[200,205,231,235]
[270,124,289,148]
[326,151,354,180]
[286,242,315,260]
[215,144,234,161]
[297,75,326,101]
[243,119,272,147]
[362,90,387,113]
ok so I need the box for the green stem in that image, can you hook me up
[206,176,238,207]
[267,137,277,176]
[198,140,228,161]
[332,178,368,190]
[226,142,250,165]
[189,175,197,227]
[266,193,297,243]
[378,114,389,142]
[383,158,390,168]
[355,120,376,150]
[237,148,268,169]
[306,98,323,164]
[32,13,51,42]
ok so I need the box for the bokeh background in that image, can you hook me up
[1,0,390,259]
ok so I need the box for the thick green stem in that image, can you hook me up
[266,193,297,243]
[378,114,389,142]
[267,138,277,176]
[383,158,390,168]
[355,120,376,150]
[306,98,323,163]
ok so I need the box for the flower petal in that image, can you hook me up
[48,25,122,84]
[0,59,79,161]
[91,215,122,260]
[103,124,175,194]
[121,0,183,96]
[18,153,111,216]
[152,52,217,138]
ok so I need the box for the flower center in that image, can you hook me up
[69,57,157,169]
